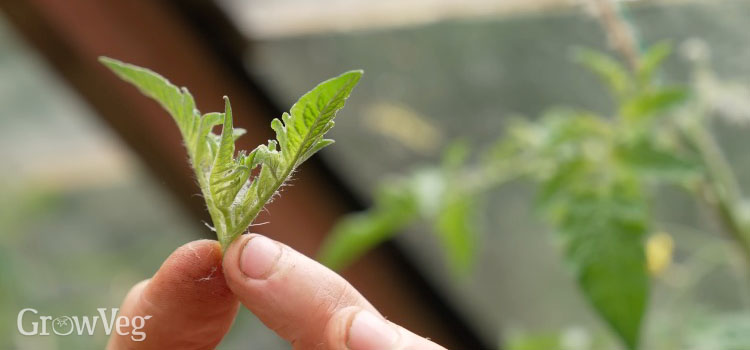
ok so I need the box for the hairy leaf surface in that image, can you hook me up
[100,57,362,248]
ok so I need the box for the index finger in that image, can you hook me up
[107,240,239,350]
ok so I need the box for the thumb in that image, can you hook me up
[222,234,447,350]
[331,306,448,350]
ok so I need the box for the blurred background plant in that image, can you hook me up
[317,0,750,348]
[3,0,750,349]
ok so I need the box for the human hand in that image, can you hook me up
[107,234,447,350]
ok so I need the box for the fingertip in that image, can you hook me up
[109,240,239,350]
[147,239,232,304]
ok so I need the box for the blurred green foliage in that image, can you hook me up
[318,38,750,349]
[505,327,611,350]
[0,187,60,343]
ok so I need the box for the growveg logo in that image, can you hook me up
[17,308,152,341]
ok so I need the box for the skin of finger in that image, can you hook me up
[107,239,239,350]
[223,234,380,349]
[325,307,448,350]
[392,324,449,350]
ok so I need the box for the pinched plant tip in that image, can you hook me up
[99,57,362,250]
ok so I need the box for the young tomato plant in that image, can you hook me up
[100,57,362,249]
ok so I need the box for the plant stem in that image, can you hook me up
[591,0,640,72]
[684,122,750,262]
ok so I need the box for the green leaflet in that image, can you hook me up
[318,184,418,270]
[436,142,479,274]
[99,57,362,249]
[616,140,701,182]
[568,225,647,350]
[526,107,652,350]
[319,165,481,275]
[636,41,671,88]
[505,328,611,350]
[541,178,649,350]
[434,192,478,274]
[620,87,689,122]
[573,47,632,99]
[531,134,649,350]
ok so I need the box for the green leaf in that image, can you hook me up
[209,98,251,210]
[230,71,363,246]
[573,48,633,100]
[435,192,478,274]
[506,332,563,350]
[617,141,701,181]
[505,328,611,350]
[99,57,202,156]
[319,159,480,274]
[543,176,649,350]
[441,139,471,171]
[318,184,418,270]
[637,41,672,87]
[620,87,688,122]
[565,221,647,350]
[100,56,363,249]
[534,158,588,214]
[275,70,362,166]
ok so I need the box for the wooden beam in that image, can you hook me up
[0,0,490,348]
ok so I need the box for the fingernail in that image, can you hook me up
[239,236,281,279]
[347,310,399,350]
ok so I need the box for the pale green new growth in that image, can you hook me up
[99,57,362,249]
